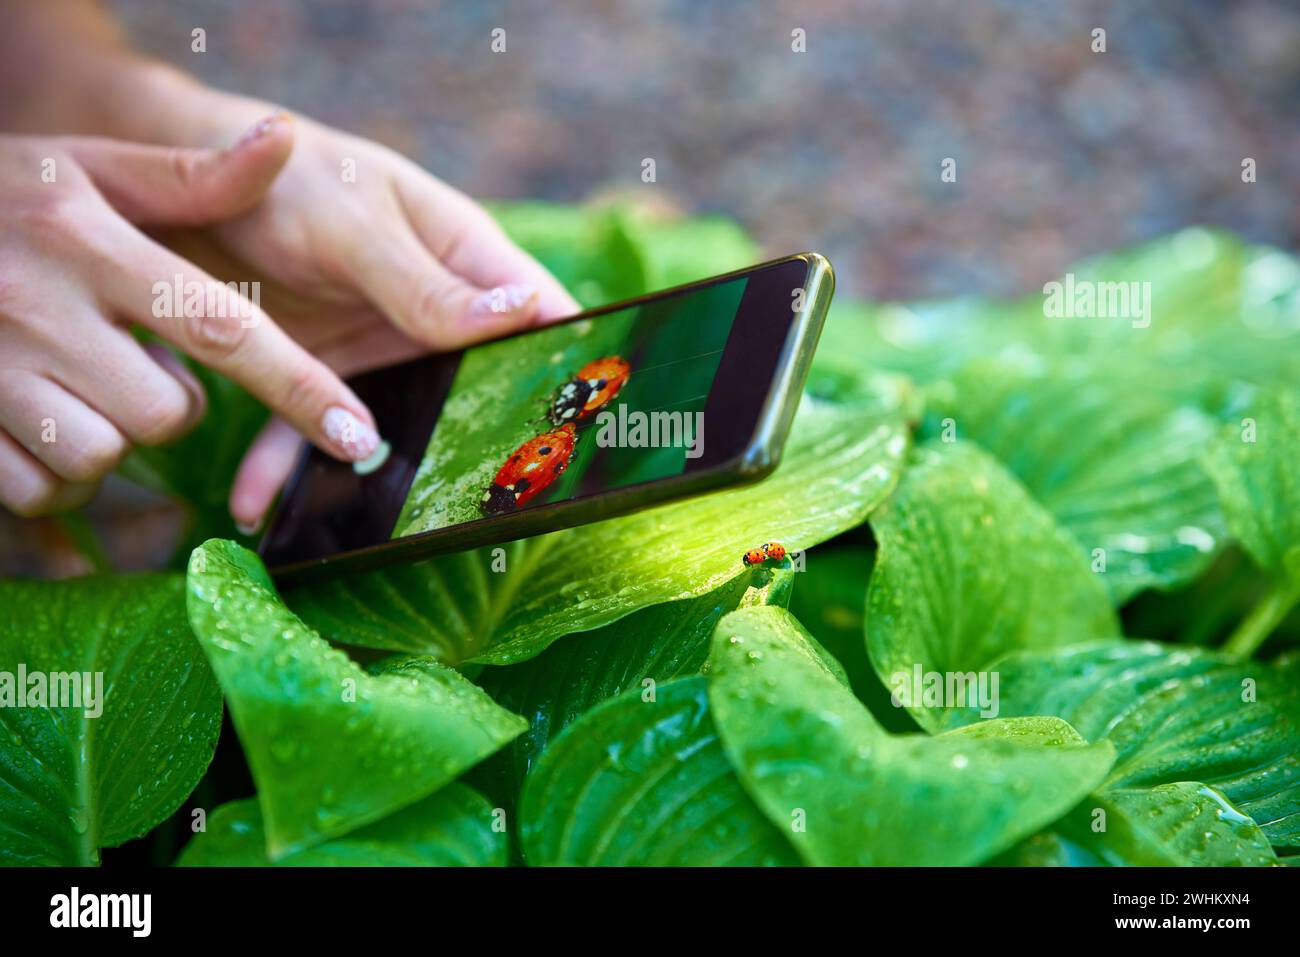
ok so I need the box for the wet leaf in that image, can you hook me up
[185,539,525,859]
[928,359,1226,602]
[478,570,791,798]
[176,783,506,866]
[708,606,1114,866]
[939,640,1300,845]
[1205,387,1300,580]
[518,676,800,866]
[865,442,1116,731]
[0,575,220,865]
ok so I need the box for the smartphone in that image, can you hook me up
[260,252,834,584]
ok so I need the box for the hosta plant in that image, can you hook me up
[1,206,1298,867]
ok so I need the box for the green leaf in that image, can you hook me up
[1033,231,1300,387]
[488,201,646,307]
[993,782,1280,867]
[1206,387,1300,580]
[1056,783,1277,867]
[812,232,1300,406]
[927,359,1226,602]
[176,783,506,866]
[478,569,792,799]
[707,606,1114,866]
[941,640,1300,845]
[865,442,1116,730]
[184,539,526,859]
[288,393,910,666]
[989,831,1100,866]
[786,547,917,731]
[943,714,1089,747]
[518,676,800,866]
[1206,390,1300,657]
[1122,547,1300,649]
[0,575,221,865]
[612,207,760,290]
[810,297,1037,389]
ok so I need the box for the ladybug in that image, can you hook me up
[741,542,788,567]
[481,424,577,516]
[549,355,631,426]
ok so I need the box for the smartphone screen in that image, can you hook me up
[260,256,818,576]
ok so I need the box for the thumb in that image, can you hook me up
[64,112,294,226]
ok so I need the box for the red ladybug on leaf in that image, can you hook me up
[480,423,578,516]
[549,356,631,427]
[742,542,788,566]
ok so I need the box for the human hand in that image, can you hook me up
[149,106,581,533]
[0,123,384,517]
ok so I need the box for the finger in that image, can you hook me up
[0,429,95,518]
[340,219,545,350]
[141,341,209,425]
[102,231,382,464]
[46,319,204,447]
[0,371,128,483]
[398,178,581,321]
[63,112,294,226]
[230,416,301,533]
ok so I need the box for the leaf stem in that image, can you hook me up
[1223,575,1300,660]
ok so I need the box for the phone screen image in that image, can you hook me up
[394,277,746,536]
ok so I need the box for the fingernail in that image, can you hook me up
[236,517,263,536]
[352,438,392,476]
[322,406,381,461]
[471,284,538,317]
[233,112,283,149]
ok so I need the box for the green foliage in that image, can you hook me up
[924,359,1226,602]
[938,639,1300,847]
[518,677,800,866]
[706,606,1114,865]
[185,540,525,859]
[478,569,792,800]
[866,441,1117,730]
[176,784,507,866]
[3,209,1299,868]
[1056,784,1277,867]
[0,576,220,865]
[1206,388,1300,658]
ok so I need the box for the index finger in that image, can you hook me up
[104,230,381,464]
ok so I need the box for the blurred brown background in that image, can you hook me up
[109,0,1300,299]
